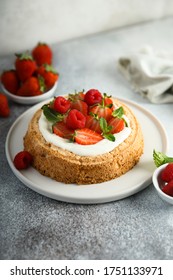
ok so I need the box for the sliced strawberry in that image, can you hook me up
[162,180,173,197]
[89,104,112,121]
[108,117,125,134]
[74,128,103,145]
[66,109,86,130]
[161,163,173,182]
[71,99,88,116]
[53,122,74,139]
[85,114,101,133]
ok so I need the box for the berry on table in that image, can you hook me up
[0,93,10,117]
[13,151,33,170]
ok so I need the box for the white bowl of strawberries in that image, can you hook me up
[0,42,59,105]
[152,150,173,205]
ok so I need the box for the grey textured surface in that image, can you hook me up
[1,17,173,260]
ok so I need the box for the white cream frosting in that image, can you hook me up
[38,112,131,156]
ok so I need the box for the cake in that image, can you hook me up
[24,89,144,184]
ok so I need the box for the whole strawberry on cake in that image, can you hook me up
[23,89,144,184]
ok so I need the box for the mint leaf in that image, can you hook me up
[99,117,108,133]
[153,150,173,167]
[42,104,64,122]
[112,106,124,118]
[99,117,115,142]
[104,134,115,142]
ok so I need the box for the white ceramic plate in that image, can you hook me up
[5,98,168,204]
[1,81,58,104]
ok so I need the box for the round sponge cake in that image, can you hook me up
[24,99,144,184]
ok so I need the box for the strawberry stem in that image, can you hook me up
[43,63,58,74]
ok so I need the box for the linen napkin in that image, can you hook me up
[118,46,173,103]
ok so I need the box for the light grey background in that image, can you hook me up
[0,0,173,55]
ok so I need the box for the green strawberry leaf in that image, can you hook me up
[15,52,33,61]
[43,64,58,74]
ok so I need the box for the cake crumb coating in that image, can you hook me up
[24,99,144,184]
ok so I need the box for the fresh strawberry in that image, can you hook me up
[13,151,33,170]
[53,122,74,139]
[68,91,85,101]
[108,117,125,133]
[17,76,45,96]
[162,180,173,197]
[15,53,37,82]
[0,93,10,117]
[32,42,52,66]
[36,64,58,89]
[53,96,71,114]
[76,91,85,100]
[89,104,112,121]
[104,97,113,107]
[1,70,19,94]
[66,109,86,130]
[84,89,102,106]
[74,128,103,145]
[70,99,88,116]
[161,163,173,182]
[102,94,114,111]
[85,114,101,133]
